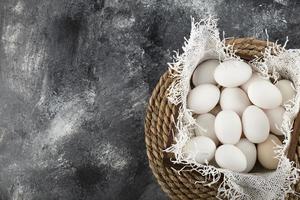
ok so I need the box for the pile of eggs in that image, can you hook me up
[184,59,296,173]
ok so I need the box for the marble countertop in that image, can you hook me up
[0,0,300,199]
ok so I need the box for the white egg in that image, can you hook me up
[192,60,219,86]
[236,138,257,173]
[215,144,247,172]
[182,136,216,164]
[275,79,296,104]
[242,105,270,143]
[187,84,220,114]
[241,73,269,92]
[214,60,252,87]
[257,134,281,170]
[264,106,284,136]
[195,113,219,145]
[215,110,242,144]
[248,80,282,109]
[220,87,251,116]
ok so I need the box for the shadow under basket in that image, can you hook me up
[144,37,300,200]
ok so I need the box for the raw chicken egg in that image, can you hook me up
[242,105,270,143]
[215,110,242,144]
[264,106,284,136]
[257,134,281,170]
[192,60,219,86]
[236,138,257,173]
[195,113,219,145]
[182,136,216,164]
[187,84,220,114]
[214,60,252,87]
[220,87,251,116]
[275,79,296,104]
[248,80,282,109]
[241,73,269,92]
[215,144,247,172]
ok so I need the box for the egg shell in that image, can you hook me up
[182,136,216,164]
[242,105,270,143]
[241,73,269,92]
[187,84,220,114]
[215,144,247,172]
[264,106,284,136]
[220,87,251,116]
[215,110,242,144]
[248,80,282,109]
[214,60,252,87]
[236,138,257,173]
[275,79,296,104]
[257,134,281,170]
[192,60,219,86]
[195,113,219,145]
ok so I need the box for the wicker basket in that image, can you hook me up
[144,38,300,200]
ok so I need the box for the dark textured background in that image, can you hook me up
[0,0,300,200]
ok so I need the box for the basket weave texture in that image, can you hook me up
[144,38,300,200]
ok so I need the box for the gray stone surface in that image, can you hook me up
[0,0,300,200]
